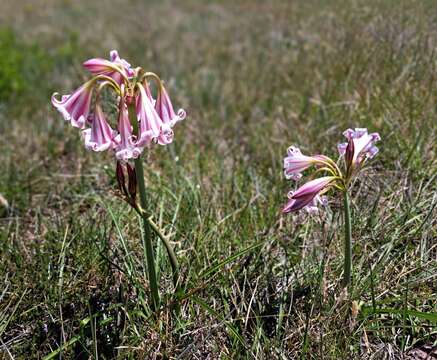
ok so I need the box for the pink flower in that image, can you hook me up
[282,176,336,213]
[51,80,94,129]
[338,128,380,166]
[135,83,163,146]
[52,51,187,159]
[114,98,143,161]
[82,104,116,151]
[109,50,135,77]
[155,85,186,145]
[83,50,134,84]
[284,146,331,180]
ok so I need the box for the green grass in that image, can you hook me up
[0,0,436,358]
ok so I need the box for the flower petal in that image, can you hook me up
[135,83,163,147]
[282,193,315,213]
[82,104,116,152]
[51,81,94,129]
[283,146,330,181]
[282,177,335,214]
[115,98,143,161]
[155,85,186,127]
[292,176,336,199]
[83,50,134,84]
[337,142,348,156]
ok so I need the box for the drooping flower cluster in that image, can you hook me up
[51,50,186,161]
[282,128,380,214]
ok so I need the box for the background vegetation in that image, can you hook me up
[0,0,436,358]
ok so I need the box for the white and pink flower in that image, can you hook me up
[83,50,134,84]
[114,97,143,161]
[82,104,116,152]
[51,81,94,129]
[155,85,186,145]
[135,83,163,147]
[338,128,380,166]
[284,146,331,181]
[282,176,336,213]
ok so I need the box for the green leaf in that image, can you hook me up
[361,306,437,322]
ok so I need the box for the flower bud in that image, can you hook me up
[126,163,137,202]
[116,161,128,196]
[345,137,355,172]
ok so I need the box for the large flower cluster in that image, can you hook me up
[282,128,380,214]
[51,50,186,161]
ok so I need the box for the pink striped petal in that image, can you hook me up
[83,50,134,84]
[115,98,143,161]
[282,193,315,213]
[82,104,116,152]
[291,176,336,199]
[155,85,186,128]
[282,177,335,214]
[284,146,331,181]
[51,81,94,129]
[135,83,162,147]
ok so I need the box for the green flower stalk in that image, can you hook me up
[342,190,352,287]
[282,128,381,287]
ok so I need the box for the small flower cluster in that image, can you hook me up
[282,128,380,213]
[51,50,186,161]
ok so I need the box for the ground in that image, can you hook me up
[0,0,436,359]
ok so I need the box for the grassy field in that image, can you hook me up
[0,0,436,358]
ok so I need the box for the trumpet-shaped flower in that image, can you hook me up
[135,83,162,146]
[155,85,186,127]
[51,81,94,129]
[282,192,317,213]
[284,146,331,180]
[83,50,134,84]
[155,85,186,145]
[115,99,143,161]
[282,176,336,213]
[292,176,336,198]
[338,128,380,166]
[82,104,116,151]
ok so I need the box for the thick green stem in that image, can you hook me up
[134,157,160,310]
[342,190,352,287]
[132,206,180,289]
[127,100,160,310]
[147,217,179,288]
